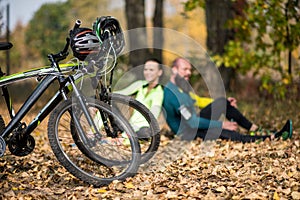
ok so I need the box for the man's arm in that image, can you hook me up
[180,105,222,129]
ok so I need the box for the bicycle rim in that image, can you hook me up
[48,98,141,186]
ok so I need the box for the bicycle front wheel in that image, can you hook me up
[47,98,141,186]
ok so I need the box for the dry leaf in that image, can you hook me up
[125,182,135,189]
[273,191,280,200]
[291,191,300,200]
[0,107,298,200]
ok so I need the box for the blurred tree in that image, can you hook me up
[0,1,5,67]
[213,0,300,98]
[7,22,24,74]
[67,0,112,27]
[205,0,243,91]
[25,2,70,64]
[0,0,4,37]
[153,0,164,63]
[125,0,150,68]
[125,0,164,67]
[185,0,244,91]
[185,0,300,98]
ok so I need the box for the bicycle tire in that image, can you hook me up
[107,93,161,164]
[0,115,5,133]
[47,98,141,186]
[69,98,140,167]
[0,115,5,156]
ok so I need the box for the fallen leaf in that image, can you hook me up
[291,191,300,200]
[273,191,280,200]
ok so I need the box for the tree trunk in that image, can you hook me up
[125,0,150,68]
[153,0,164,63]
[205,0,245,91]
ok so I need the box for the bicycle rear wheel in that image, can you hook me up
[47,98,141,186]
[107,93,161,164]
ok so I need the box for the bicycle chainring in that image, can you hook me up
[8,134,35,156]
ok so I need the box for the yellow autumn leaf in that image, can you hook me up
[125,182,135,189]
[273,191,280,200]
[97,189,107,193]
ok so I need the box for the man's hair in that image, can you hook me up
[171,57,190,68]
[172,57,194,70]
[171,58,180,68]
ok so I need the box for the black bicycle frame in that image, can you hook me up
[0,29,103,156]
[0,74,65,139]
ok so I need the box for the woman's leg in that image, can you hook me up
[200,97,253,130]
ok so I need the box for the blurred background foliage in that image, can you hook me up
[0,0,299,100]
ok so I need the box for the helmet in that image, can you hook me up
[93,16,125,56]
[70,27,100,61]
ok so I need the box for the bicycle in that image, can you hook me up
[70,70,161,166]
[93,69,161,165]
[64,16,161,165]
[91,16,161,164]
[0,19,141,186]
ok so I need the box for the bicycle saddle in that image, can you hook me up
[0,42,13,50]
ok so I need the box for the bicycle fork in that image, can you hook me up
[67,76,102,146]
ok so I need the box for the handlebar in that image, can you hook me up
[48,19,82,64]
[69,19,81,38]
[48,38,70,63]
[73,19,81,31]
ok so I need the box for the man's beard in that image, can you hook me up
[174,74,193,93]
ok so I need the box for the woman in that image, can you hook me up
[116,58,164,137]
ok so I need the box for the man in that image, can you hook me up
[163,57,292,142]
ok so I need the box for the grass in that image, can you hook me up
[238,98,299,133]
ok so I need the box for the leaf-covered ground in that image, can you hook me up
[0,100,299,200]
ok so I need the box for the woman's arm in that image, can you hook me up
[114,80,147,96]
[149,86,164,119]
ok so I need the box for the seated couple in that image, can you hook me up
[117,58,292,143]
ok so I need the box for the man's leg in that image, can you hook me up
[200,97,253,130]
[194,128,270,143]
[218,129,269,143]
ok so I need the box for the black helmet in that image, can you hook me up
[70,27,100,61]
[93,16,125,56]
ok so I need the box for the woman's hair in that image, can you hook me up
[145,58,162,69]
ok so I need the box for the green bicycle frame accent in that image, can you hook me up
[0,62,92,139]
[0,63,77,87]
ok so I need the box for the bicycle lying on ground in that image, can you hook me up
[0,19,142,186]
